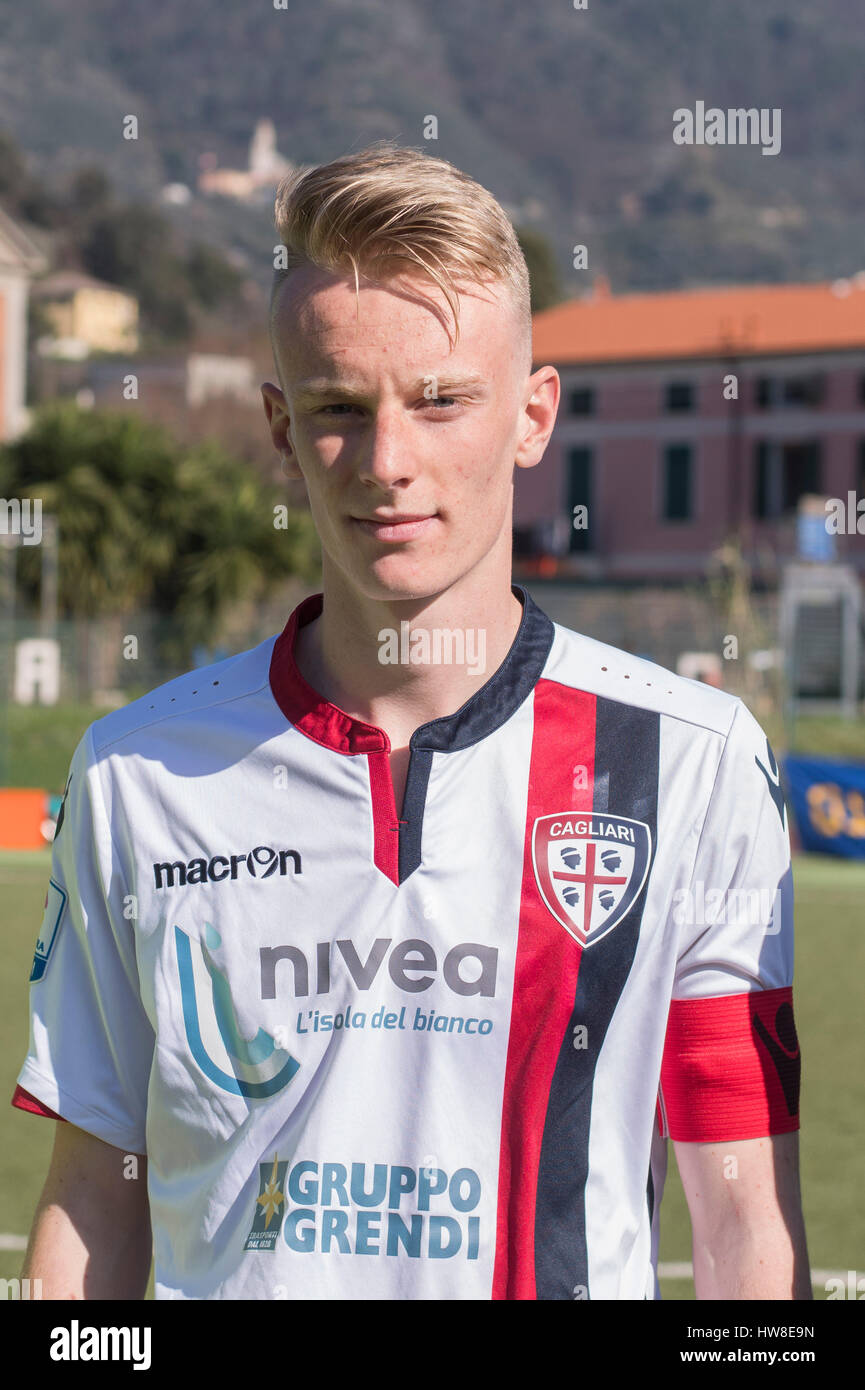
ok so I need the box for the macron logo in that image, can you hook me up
[755,739,786,829]
[50,1320,151,1370]
[153,845,302,890]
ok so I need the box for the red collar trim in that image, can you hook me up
[270,583,554,757]
[269,593,389,754]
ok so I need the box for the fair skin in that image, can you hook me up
[675,1135,812,1298]
[262,264,556,813]
[22,1124,150,1299]
[23,262,810,1299]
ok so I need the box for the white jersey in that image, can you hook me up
[14,584,800,1300]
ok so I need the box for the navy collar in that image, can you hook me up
[269,583,554,755]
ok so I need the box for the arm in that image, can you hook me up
[22,1121,151,1300]
[661,702,808,1298]
[674,1131,812,1299]
[14,731,155,1299]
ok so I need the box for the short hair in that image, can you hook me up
[269,140,532,369]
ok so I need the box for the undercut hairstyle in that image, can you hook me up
[269,141,532,371]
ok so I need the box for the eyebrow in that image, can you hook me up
[292,373,489,401]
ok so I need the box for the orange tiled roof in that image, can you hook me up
[531,277,865,365]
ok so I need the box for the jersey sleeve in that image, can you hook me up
[12,727,154,1153]
[658,699,801,1143]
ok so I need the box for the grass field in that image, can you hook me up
[0,849,862,1300]
[2,703,864,801]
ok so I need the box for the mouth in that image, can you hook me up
[350,513,439,542]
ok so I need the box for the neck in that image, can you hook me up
[294,552,523,744]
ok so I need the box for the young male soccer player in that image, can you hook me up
[13,144,810,1300]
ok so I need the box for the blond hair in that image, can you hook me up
[270,141,531,365]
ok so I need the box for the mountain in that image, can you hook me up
[1,0,863,294]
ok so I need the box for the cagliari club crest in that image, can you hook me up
[531,813,652,947]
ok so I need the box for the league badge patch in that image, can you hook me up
[30,878,68,982]
[531,813,652,947]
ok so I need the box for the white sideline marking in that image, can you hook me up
[659,1260,843,1285]
[0,1239,848,1284]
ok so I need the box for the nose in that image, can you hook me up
[356,404,416,490]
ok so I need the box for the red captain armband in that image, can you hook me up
[11,1085,66,1122]
[658,986,800,1142]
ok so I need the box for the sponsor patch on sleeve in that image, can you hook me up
[30,879,68,982]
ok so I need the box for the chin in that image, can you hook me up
[349,559,460,605]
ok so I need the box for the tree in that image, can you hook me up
[0,132,30,207]
[516,227,564,312]
[68,167,113,218]
[184,242,243,310]
[5,402,177,618]
[152,437,320,648]
[1,402,319,642]
[82,203,193,340]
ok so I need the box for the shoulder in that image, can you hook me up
[542,620,742,739]
[87,634,280,759]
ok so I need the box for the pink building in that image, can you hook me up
[516,278,865,581]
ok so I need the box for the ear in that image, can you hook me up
[261,381,303,480]
[514,366,561,472]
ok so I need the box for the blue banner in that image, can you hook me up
[784,754,865,858]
